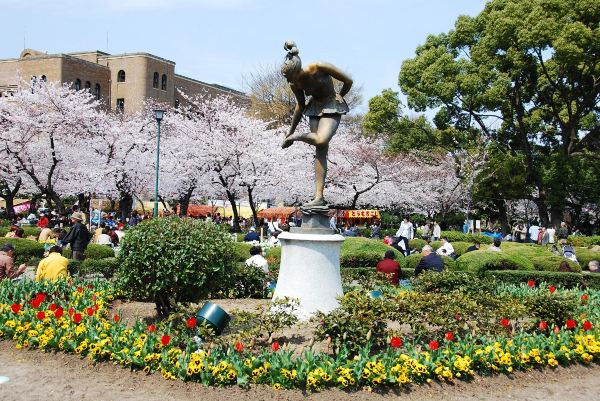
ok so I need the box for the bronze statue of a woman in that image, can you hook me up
[281,40,353,208]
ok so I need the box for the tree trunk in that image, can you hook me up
[246,186,259,227]
[119,192,133,222]
[534,197,549,227]
[495,200,510,235]
[0,178,21,220]
[550,207,563,229]
[47,190,65,214]
[226,190,241,232]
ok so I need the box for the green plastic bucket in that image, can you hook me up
[196,302,230,335]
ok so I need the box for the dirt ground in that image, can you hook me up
[1,340,600,401]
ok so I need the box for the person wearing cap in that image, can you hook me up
[243,227,260,242]
[60,214,91,260]
[0,243,27,280]
[71,205,87,224]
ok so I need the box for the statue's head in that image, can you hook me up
[281,40,301,82]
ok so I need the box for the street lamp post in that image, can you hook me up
[153,109,165,218]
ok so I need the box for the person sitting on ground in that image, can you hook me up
[92,222,106,244]
[38,223,56,242]
[0,243,27,280]
[376,250,402,285]
[466,241,480,253]
[558,261,575,273]
[14,227,25,238]
[245,246,269,273]
[588,260,600,273]
[415,245,444,276]
[436,237,455,257]
[37,213,49,229]
[4,225,18,238]
[489,238,502,252]
[35,246,68,282]
[243,227,260,242]
[96,227,113,246]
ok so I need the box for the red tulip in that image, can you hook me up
[49,303,57,311]
[527,279,535,288]
[35,292,46,302]
[114,314,120,322]
[36,311,45,320]
[186,317,197,329]
[234,341,244,352]
[566,319,576,329]
[581,294,589,302]
[453,314,461,321]
[271,342,280,352]
[548,285,556,294]
[429,340,439,351]
[73,313,82,324]
[93,304,99,311]
[55,307,64,319]
[87,284,94,289]
[390,336,403,348]
[31,299,41,309]
[85,307,94,316]
[538,321,547,331]
[445,331,455,341]
[501,318,510,327]
[91,294,97,301]
[148,324,156,333]
[161,335,170,346]
[68,307,75,316]
[553,326,561,334]
[77,286,83,293]
[11,303,21,313]
[583,321,593,331]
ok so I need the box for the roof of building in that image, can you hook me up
[97,52,176,65]
[174,73,247,98]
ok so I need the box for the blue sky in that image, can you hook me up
[2,0,488,112]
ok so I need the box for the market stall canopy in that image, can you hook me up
[338,209,381,219]
[258,206,298,220]
[179,205,217,217]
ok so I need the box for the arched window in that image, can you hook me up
[85,81,91,90]
[153,72,159,89]
[74,79,81,90]
[94,84,101,100]
[117,70,126,82]
[161,74,167,90]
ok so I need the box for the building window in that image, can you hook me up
[85,81,91,90]
[116,98,125,113]
[74,79,81,90]
[95,84,101,100]
[117,70,126,83]
[153,72,159,89]
[161,74,167,90]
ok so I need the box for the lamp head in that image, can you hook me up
[154,109,165,122]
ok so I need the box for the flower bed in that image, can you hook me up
[0,279,599,391]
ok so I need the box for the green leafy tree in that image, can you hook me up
[399,0,600,226]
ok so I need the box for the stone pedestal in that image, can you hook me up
[273,228,344,320]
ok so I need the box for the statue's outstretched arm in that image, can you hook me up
[314,62,353,97]
[287,86,305,137]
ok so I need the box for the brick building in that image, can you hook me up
[0,48,247,113]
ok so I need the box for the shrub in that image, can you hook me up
[441,231,494,244]
[116,217,235,316]
[455,250,535,273]
[403,253,456,272]
[0,238,45,264]
[411,270,497,294]
[340,237,403,268]
[524,292,578,328]
[79,258,118,279]
[529,255,581,272]
[568,235,600,247]
[485,270,600,290]
[212,263,268,299]
[408,238,426,252]
[574,247,600,270]
[62,244,115,260]
[450,241,473,257]
[233,242,252,262]
[0,226,41,238]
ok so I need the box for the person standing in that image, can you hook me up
[0,244,27,280]
[546,226,556,245]
[528,223,540,244]
[432,221,442,241]
[60,215,90,261]
[557,222,569,241]
[395,217,413,256]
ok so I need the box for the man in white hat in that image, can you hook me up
[60,214,91,260]
[243,226,260,242]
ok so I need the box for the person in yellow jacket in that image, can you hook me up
[35,246,69,281]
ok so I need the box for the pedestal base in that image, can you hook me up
[273,231,344,320]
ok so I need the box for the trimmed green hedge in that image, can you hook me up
[0,226,42,238]
[340,237,403,268]
[485,270,600,290]
[0,238,45,264]
[455,250,534,273]
[408,238,427,252]
[68,258,118,279]
[62,244,115,260]
[529,255,581,272]
[568,235,600,247]
[574,247,600,270]
[403,253,456,272]
[441,231,494,244]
